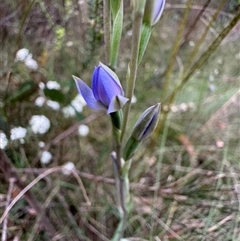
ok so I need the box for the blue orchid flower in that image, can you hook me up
[73,63,129,114]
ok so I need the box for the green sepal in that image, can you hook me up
[123,136,142,161]
[110,110,123,144]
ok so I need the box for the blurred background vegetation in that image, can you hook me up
[0,0,240,240]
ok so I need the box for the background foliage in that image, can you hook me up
[0,0,240,240]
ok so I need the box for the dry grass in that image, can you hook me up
[0,0,240,240]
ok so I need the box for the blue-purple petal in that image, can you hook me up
[73,76,106,111]
[92,64,124,106]
[152,0,165,25]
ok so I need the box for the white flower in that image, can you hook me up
[170,104,178,113]
[214,68,219,75]
[46,80,61,90]
[131,95,137,104]
[35,96,45,107]
[189,41,195,47]
[10,127,27,141]
[0,133,8,149]
[62,106,75,118]
[38,82,45,89]
[40,151,52,164]
[208,84,215,92]
[66,41,73,47]
[78,124,89,136]
[46,100,60,110]
[24,57,38,70]
[15,48,29,61]
[29,115,51,134]
[179,103,188,112]
[38,141,45,148]
[62,162,75,175]
[71,95,86,112]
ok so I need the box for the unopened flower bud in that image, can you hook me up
[123,103,160,160]
[143,0,165,26]
[132,103,160,141]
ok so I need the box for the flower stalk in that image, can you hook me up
[121,0,146,141]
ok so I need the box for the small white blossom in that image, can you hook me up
[214,68,219,75]
[216,140,224,148]
[29,115,50,134]
[62,106,76,118]
[46,100,60,110]
[62,162,75,175]
[208,84,216,92]
[35,96,45,107]
[71,95,86,112]
[78,0,84,5]
[127,30,132,36]
[38,82,45,89]
[78,124,89,136]
[66,41,73,47]
[46,80,61,90]
[131,95,137,104]
[170,105,178,113]
[189,41,195,47]
[24,57,38,70]
[38,141,45,148]
[179,103,188,112]
[0,133,8,149]
[10,127,27,141]
[15,48,29,61]
[40,151,52,164]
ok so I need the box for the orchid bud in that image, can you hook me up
[73,63,129,114]
[132,103,160,141]
[123,103,160,160]
[143,0,165,26]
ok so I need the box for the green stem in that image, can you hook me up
[111,152,128,241]
[121,1,145,142]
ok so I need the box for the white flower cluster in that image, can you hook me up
[78,124,89,136]
[62,162,75,175]
[15,48,38,70]
[0,133,8,149]
[0,126,27,149]
[35,80,61,111]
[40,151,52,164]
[29,115,51,134]
[10,127,27,143]
[62,95,86,118]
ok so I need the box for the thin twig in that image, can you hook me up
[1,178,15,241]
[72,169,91,206]
[0,154,62,229]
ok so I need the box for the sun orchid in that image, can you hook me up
[73,63,128,114]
